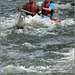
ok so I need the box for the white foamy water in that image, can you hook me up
[1,13,18,37]
[1,14,74,37]
[61,18,74,26]
[54,3,72,9]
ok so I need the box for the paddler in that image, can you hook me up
[40,0,54,19]
[18,0,42,16]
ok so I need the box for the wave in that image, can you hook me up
[1,13,74,37]
[0,48,74,74]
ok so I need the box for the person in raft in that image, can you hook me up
[40,0,54,18]
[18,0,42,16]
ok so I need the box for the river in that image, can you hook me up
[0,0,75,75]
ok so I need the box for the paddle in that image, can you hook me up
[20,9,36,15]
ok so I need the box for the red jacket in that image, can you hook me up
[26,2,37,15]
[42,2,51,15]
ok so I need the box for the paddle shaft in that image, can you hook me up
[21,9,35,15]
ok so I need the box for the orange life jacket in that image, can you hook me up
[26,2,37,15]
[42,1,51,15]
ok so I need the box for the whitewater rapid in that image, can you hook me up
[0,1,75,75]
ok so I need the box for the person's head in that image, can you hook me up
[29,0,34,3]
[45,0,49,3]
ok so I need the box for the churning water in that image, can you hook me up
[0,0,75,75]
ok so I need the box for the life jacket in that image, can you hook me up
[26,2,37,15]
[42,1,51,15]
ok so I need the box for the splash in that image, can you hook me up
[61,18,74,26]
